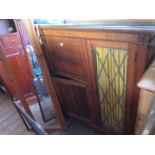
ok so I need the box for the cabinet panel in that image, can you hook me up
[54,77,92,122]
[0,48,34,98]
[87,40,137,134]
[0,60,17,97]
[44,37,89,81]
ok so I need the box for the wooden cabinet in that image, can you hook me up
[40,26,155,134]
[0,33,34,99]
[0,20,35,99]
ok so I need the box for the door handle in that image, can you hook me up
[59,42,64,47]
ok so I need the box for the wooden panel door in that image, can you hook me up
[86,40,137,134]
[43,37,89,81]
[53,77,96,124]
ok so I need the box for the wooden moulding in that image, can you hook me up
[40,27,151,44]
[22,20,66,130]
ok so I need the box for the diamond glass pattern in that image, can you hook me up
[94,47,128,133]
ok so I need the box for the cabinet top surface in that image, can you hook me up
[39,24,155,34]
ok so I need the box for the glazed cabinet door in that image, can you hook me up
[53,77,95,124]
[86,40,137,134]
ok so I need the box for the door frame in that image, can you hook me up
[22,20,66,130]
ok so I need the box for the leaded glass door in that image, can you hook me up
[87,40,137,134]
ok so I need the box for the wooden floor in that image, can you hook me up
[0,92,34,135]
[0,92,102,135]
